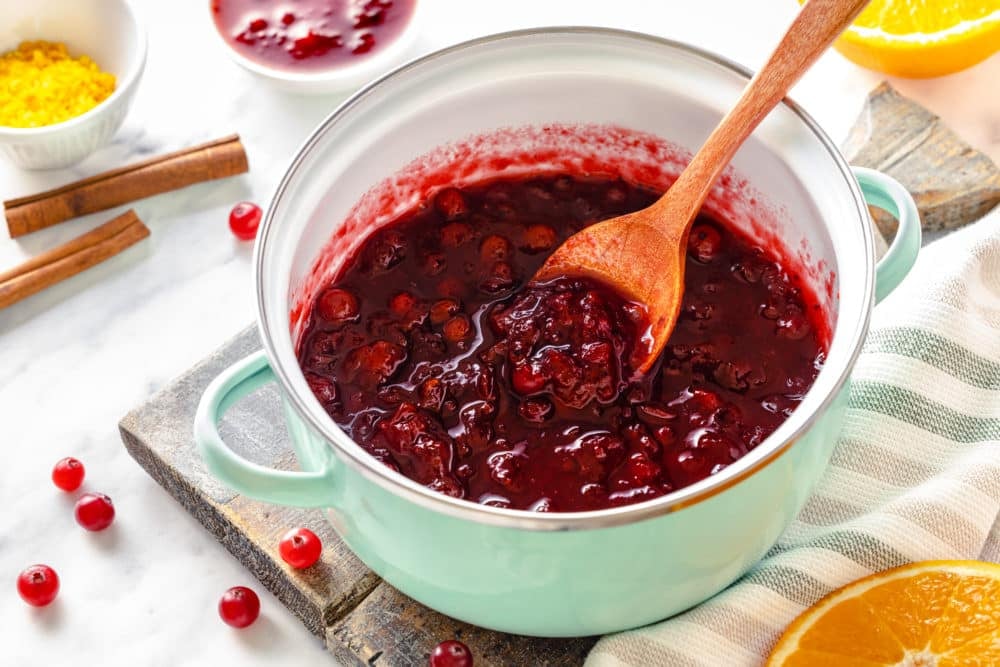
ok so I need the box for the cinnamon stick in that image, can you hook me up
[4,135,248,238]
[0,210,149,309]
[0,209,141,285]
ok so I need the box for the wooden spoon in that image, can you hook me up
[533,0,871,372]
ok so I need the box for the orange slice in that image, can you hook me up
[820,0,1000,78]
[766,560,1000,666]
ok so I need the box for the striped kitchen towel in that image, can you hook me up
[588,209,1000,666]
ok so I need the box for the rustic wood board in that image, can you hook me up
[119,84,999,666]
[120,325,595,666]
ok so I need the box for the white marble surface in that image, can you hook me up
[1,1,998,665]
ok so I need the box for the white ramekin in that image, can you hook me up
[0,0,147,170]
[207,0,423,95]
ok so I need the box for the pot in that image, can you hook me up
[194,28,920,637]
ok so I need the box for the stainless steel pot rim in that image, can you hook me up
[255,26,875,531]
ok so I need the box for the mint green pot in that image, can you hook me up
[194,29,920,637]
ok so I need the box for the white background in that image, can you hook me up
[2,1,998,665]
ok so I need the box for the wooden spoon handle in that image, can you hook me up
[654,0,871,233]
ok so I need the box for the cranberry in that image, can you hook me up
[442,315,472,343]
[281,12,295,25]
[248,18,267,32]
[218,586,260,628]
[305,373,338,406]
[317,288,359,324]
[290,30,343,59]
[520,224,558,253]
[352,32,376,54]
[354,4,386,29]
[430,640,473,667]
[279,527,323,569]
[435,188,468,219]
[367,230,407,272]
[389,291,418,317]
[518,397,553,423]
[74,492,114,531]
[605,185,627,205]
[436,276,466,299]
[343,340,406,389]
[430,298,460,324]
[17,565,59,607]
[510,363,546,395]
[688,224,722,262]
[229,202,262,241]
[777,311,811,340]
[479,261,515,294]
[52,457,85,491]
[479,235,512,263]
[440,222,473,248]
[422,252,447,276]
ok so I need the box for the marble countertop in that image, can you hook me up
[2,1,997,665]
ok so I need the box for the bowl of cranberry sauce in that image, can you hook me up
[297,175,828,512]
[195,29,919,636]
[209,0,419,92]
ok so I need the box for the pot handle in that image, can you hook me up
[853,167,921,303]
[194,349,337,507]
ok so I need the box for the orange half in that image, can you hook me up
[766,560,1000,666]
[818,0,1000,77]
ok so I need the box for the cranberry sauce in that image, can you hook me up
[211,0,415,71]
[297,175,826,512]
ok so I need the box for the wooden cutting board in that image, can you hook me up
[118,84,999,667]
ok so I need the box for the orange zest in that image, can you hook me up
[766,560,1000,666]
[809,0,1000,78]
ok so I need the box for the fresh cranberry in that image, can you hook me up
[17,565,59,607]
[279,527,323,569]
[74,492,115,531]
[51,457,85,492]
[229,202,262,241]
[248,18,267,32]
[430,639,473,667]
[218,586,260,628]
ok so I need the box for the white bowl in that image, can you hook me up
[208,0,423,95]
[0,0,147,170]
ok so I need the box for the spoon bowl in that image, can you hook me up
[534,0,871,371]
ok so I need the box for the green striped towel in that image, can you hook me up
[588,210,1000,666]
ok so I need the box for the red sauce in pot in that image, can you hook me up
[297,174,826,512]
[211,0,416,71]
